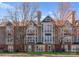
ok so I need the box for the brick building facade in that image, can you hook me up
[0,11,79,52]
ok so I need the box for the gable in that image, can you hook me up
[6,21,13,26]
[26,20,38,30]
[64,20,72,27]
[76,20,79,26]
[63,20,72,32]
[65,11,75,24]
[66,14,73,24]
[42,16,53,22]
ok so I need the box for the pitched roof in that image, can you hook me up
[64,20,72,26]
[55,20,65,27]
[26,20,38,28]
[42,16,53,22]
[6,21,12,26]
[75,20,79,26]
[55,19,73,27]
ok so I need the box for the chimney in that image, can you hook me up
[72,11,76,26]
[37,11,41,25]
[37,11,42,43]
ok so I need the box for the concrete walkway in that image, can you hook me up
[0,53,79,57]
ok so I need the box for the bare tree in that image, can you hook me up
[53,2,72,20]
[6,2,39,51]
[51,2,73,51]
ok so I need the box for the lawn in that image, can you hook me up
[0,51,78,55]
[0,52,78,57]
[28,52,79,55]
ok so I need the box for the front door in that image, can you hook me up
[68,44,71,51]
[28,45,32,52]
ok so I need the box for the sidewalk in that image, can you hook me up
[0,54,78,57]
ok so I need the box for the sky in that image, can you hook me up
[0,2,79,20]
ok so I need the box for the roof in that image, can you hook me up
[13,20,29,27]
[55,20,65,27]
[6,21,12,26]
[64,20,72,26]
[26,20,39,28]
[55,20,73,27]
[42,16,56,26]
[0,15,76,28]
[42,16,54,22]
[75,20,79,26]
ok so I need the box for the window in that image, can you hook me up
[7,26,13,33]
[44,24,52,32]
[33,40,34,42]
[42,39,43,42]
[28,30,30,32]
[36,37,37,40]
[45,35,52,43]
[36,39,37,43]
[36,46,43,52]
[45,39,46,42]
[27,36,35,43]
[66,39,69,43]
[27,39,29,42]
[10,39,13,42]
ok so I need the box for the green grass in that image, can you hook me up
[0,51,78,55]
[28,52,78,55]
[28,52,53,54]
